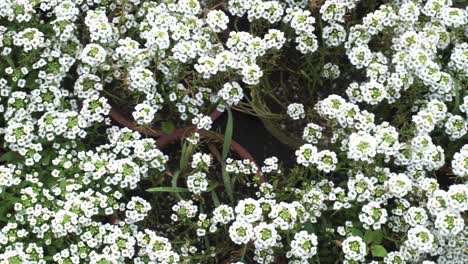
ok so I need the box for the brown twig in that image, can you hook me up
[109,107,263,183]
[109,108,163,137]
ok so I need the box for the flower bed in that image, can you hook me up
[0,0,467,263]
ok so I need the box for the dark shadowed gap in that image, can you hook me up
[215,110,296,170]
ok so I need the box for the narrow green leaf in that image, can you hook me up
[6,56,15,68]
[179,142,192,171]
[211,190,220,207]
[206,182,219,192]
[452,81,460,113]
[222,108,233,160]
[222,168,234,202]
[171,170,183,200]
[221,108,234,202]
[371,245,388,257]
[146,186,189,193]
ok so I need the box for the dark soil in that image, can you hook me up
[215,111,296,170]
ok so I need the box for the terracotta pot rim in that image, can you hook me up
[109,107,265,182]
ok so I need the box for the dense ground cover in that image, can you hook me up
[0,0,467,263]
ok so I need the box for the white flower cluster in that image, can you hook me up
[320,0,360,47]
[0,0,467,263]
[287,231,318,261]
[302,122,323,144]
[322,62,341,80]
[287,103,305,120]
[206,10,229,33]
[226,158,259,175]
[452,145,468,178]
[359,201,388,230]
[342,236,367,262]
[344,1,467,105]
[217,81,244,111]
[186,171,208,195]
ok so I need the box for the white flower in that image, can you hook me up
[229,220,253,245]
[263,29,286,50]
[191,152,212,169]
[406,225,434,253]
[206,10,229,32]
[125,197,151,224]
[322,62,341,79]
[287,103,305,120]
[253,222,279,249]
[403,207,428,227]
[440,7,467,28]
[347,131,378,163]
[398,2,420,23]
[295,35,318,54]
[172,200,198,221]
[342,236,367,261]
[241,64,263,85]
[323,23,347,47]
[186,171,208,195]
[447,184,468,212]
[444,114,467,140]
[359,201,388,229]
[384,252,405,264]
[13,28,45,51]
[261,157,280,174]
[81,44,107,66]
[434,210,464,236]
[269,202,297,230]
[449,42,468,74]
[132,103,156,125]
[85,10,115,44]
[287,231,318,260]
[235,198,263,223]
[217,82,244,108]
[315,150,338,173]
[295,144,318,167]
[302,123,323,144]
[178,0,201,15]
[348,45,373,69]
[452,145,468,178]
[191,114,213,130]
[386,173,412,198]
[128,67,157,94]
[212,205,235,225]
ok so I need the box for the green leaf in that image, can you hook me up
[304,221,315,233]
[364,230,372,243]
[211,190,220,207]
[179,142,192,171]
[371,245,388,257]
[171,170,183,200]
[222,108,233,160]
[161,120,175,134]
[146,186,189,193]
[6,56,15,68]
[0,151,19,162]
[372,230,384,244]
[350,228,364,238]
[206,182,219,192]
[364,230,384,244]
[221,108,234,202]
